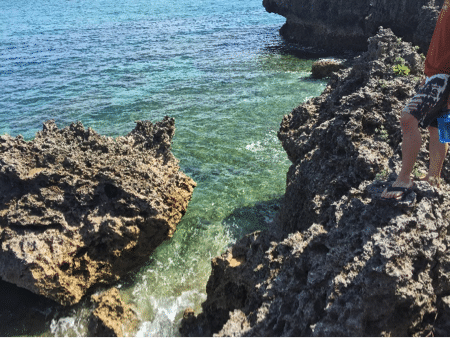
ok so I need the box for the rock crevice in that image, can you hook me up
[180,28,450,337]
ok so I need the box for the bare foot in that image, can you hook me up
[414,173,441,187]
[380,179,414,200]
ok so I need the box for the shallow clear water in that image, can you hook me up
[0,0,326,335]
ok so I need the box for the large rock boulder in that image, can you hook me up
[263,0,444,54]
[180,28,450,336]
[0,117,196,305]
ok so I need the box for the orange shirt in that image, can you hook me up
[425,1,450,77]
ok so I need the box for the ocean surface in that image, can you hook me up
[0,0,326,335]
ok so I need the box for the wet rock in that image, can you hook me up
[180,308,196,335]
[263,0,444,54]
[183,307,195,319]
[0,117,196,305]
[179,230,282,337]
[180,28,450,336]
[89,288,139,337]
[311,59,346,79]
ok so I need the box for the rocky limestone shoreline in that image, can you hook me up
[0,117,195,306]
[263,0,445,54]
[180,28,450,336]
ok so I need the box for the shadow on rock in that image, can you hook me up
[0,279,61,337]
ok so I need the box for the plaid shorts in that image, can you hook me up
[402,74,450,128]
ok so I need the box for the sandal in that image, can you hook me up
[379,183,416,201]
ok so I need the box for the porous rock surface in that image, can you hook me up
[0,117,196,306]
[180,28,450,336]
[263,0,444,54]
[89,288,139,337]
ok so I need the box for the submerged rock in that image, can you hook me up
[0,117,196,306]
[311,59,346,79]
[263,0,444,54]
[180,28,450,336]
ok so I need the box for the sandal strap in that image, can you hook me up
[385,184,414,193]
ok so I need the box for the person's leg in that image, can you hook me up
[419,95,450,186]
[379,74,450,199]
[420,126,448,186]
[381,112,420,199]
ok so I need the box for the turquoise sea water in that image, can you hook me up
[1,0,326,335]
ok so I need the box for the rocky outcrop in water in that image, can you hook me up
[263,0,444,54]
[0,117,196,306]
[89,288,139,337]
[180,28,450,336]
[311,59,346,79]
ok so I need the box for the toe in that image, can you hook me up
[381,190,395,199]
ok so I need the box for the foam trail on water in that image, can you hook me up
[50,308,90,337]
[134,290,207,337]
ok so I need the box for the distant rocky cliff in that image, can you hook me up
[180,28,450,337]
[263,0,445,53]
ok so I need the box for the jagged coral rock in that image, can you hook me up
[180,28,450,336]
[278,27,425,234]
[0,117,196,305]
[89,288,139,337]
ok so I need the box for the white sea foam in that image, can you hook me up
[245,140,264,152]
[50,315,88,337]
[134,290,206,337]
